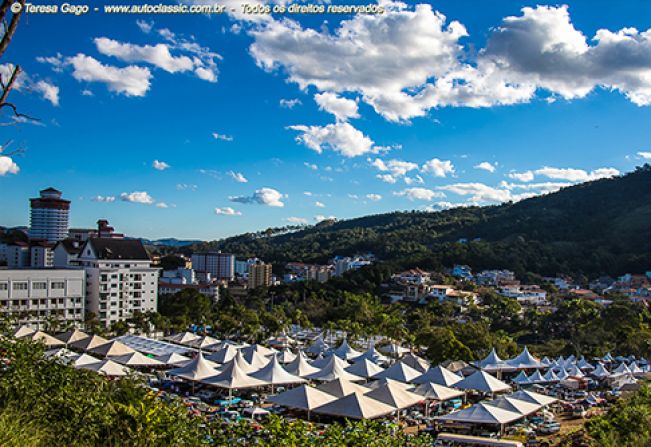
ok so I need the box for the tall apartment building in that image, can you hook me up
[77,238,158,328]
[191,251,235,281]
[248,262,272,289]
[29,188,70,243]
[0,269,85,329]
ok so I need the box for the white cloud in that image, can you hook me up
[394,187,445,201]
[68,54,152,97]
[280,98,302,108]
[0,156,19,176]
[423,201,468,211]
[156,202,169,208]
[377,174,398,184]
[404,174,425,185]
[227,171,248,183]
[303,191,313,196]
[314,201,325,208]
[304,162,318,170]
[288,122,379,157]
[507,170,534,182]
[91,195,116,202]
[36,54,66,72]
[33,80,59,106]
[474,161,496,173]
[438,182,512,203]
[534,166,619,182]
[285,216,308,224]
[314,92,359,121]
[215,207,242,216]
[0,63,60,106]
[366,193,382,201]
[421,158,455,177]
[500,181,571,194]
[315,214,336,222]
[120,191,154,204]
[136,20,154,34]
[152,159,170,170]
[95,37,194,74]
[637,152,651,159]
[371,158,419,177]
[212,132,233,141]
[230,187,285,207]
[176,183,197,191]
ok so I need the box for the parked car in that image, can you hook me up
[538,421,561,435]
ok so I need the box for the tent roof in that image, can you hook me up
[155,352,191,367]
[436,402,523,425]
[241,348,272,370]
[222,351,260,374]
[267,384,337,411]
[70,334,109,352]
[44,347,80,363]
[249,356,306,385]
[310,352,349,370]
[205,344,238,364]
[73,353,101,368]
[241,344,277,358]
[592,363,611,378]
[306,355,364,382]
[372,361,421,383]
[379,343,410,355]
[351,344,389,365]
[201,360,266,390]
[410,382,465,401]
[485,396,542,416]
[30,331,65,347]
[167,351,220,381]
[110,351,164,367]
[78,359,132,377]
[512,371,530,385]
[55,329,89,345]
[285,351,320,377]
[528,370,547,383]
[313,392,396,420]
[13,325,36,339]
[345,358,385,379]
[333,339,363,361]
[276,348,297,364]
[506,346,542,369]
[508,390,557,407]
[401,353,430,373]
[478,348,504,368]
[543,369,559,382]
[413,365,463,386]
[304,335,329,354]
[364,381,423,409]
[454,371,512,394]
[316,378,370,398]
[188,335,221,351]
[165,332,201,346]
[89,340,136,357]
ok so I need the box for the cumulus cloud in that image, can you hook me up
[377,174,398,184]
[215,207,242,216]
[304,162,318,170]
[156,202,170,208]
[507,170,535,182]
[95,37,194,73]
[366,193,382,201]
[136,20,154,34]
[212,132,233,141]
[314,201,325,208]
[636,152,651,159]
[91,195,116,202]
[33,80,59,106]
[68,54,152,97]
[474,161,496,173]
[0,63,59,106]
[176,183,198,191]
[0,156,20,176]
[394,187,445,201]
[285,216,308,224]
[314,92,359,121]
[315,214,336,222]
[438,183,512,203]
[534,166,619,182]
[227,171,248,183]
[230,187,285,207]
[120,191,154,204]
[288,122,379,157]
[280,98,302,108]
[421,158,455,177]
[152,159,170,170]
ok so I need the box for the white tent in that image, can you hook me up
[577,357,595,370]
[351,343,389,365]
[629,362,644,375]
[165,332,201,346]
[240,347,272,370]
[89,340,136,358]
[379,343,410,356]
[110,351,164,367]
[372,361,421,383]
[55,329,89,345]
[78,359,132,377]
[333,339,363,361]
[485,396,542,416]
[73,353,102,368]
[454,371,512,394]
[222,351,260,374]
[249,356,306,387]
[567,365,585,378]
[312,392,396,420]
[508,390,557,407]
[188,335,221,351]
[506,346,542,369]
[13,325,36,339]
[276,348,297,364]
[364,380,423,410]
[155,352,191,367]
[613,363,632,376]
[306,355,364,382]
[540,356,552,366]
[70,334,109,352]
[401,353,430,373]
[413,366,463,387]
[512,371,530,385]
[591,363,610,379]
[29,331,65,348]
[205,344,238,364]
[44,347,80,364]
[410,382,465,401]
[543,369,560,382]
[477,348,512,372]
[304,335,329,355]
[285,351,320,377]
[556,368,569,380]
[241,344,277,358]
[268,384,337,413]
[167,351,220,382]
[436,402,523,425]
[345,358,385,379]
[311,352,349,369]
[201,360,267,393]
[528,370,547,384]
[316,378,370,398]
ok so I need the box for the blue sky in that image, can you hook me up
[1,0,651,240]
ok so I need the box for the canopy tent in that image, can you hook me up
[528,370,547,384]
[89,340,136,358]
[556,368,569,380]
[629,362,644,375]
[276,348,297,364]
[304,335,329,355]
[267,333,296,348]
[221,351,260,374]
[316,378,370,398]
[114,334,194,356]
[454,371,512,394]
[543,369,560,382]
[577,357,595,371]
[351,344,389,365]
[312,392,396,420]
[73,353,102,368]
[506,346,542,370]
[401,353,430,373]
[284,351,320,377]
[311,352,349,370]
[567,366,585,378]
[613,363,632,375]
[436,402,523,425]
[110,351,164,367]
[410,382,465,401]
[44,347,80,363]
[240,347,272,370]
[165,331,201,346]
[268,384,337,414]
[379,343,410,356]
[205,344,238,364]
[249,356,306,387]
[306,355,364,382]
[13,325,36,339]
[540,356,552,367]
[364,380,423,410]
[477,348,512,372]
[372,361,421,383]
[345,358,385,379]
[485,396,542,416]
[512,371,530,385]
[29,331,65,348]
[78,359,132,377]
[441,360,475,375]
[364,377,414,391]
[155,352,191,367]
[601,352,614,362]
[333,339,363,361]
[201,360,267,395]
[55,329,89,345]
[70,334,109,352]
[188,335,221,352]
[413,365,463,387]
[167,351,220,382]
[241,344,277,358]
[508,390,557,407]
[242,407,270,417]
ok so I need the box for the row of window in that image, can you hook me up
[0,281,65,291]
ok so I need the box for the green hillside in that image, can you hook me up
[191,165,651,278]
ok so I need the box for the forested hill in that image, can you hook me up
[191,165,651,278]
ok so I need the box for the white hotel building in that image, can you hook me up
[0,269,85,329]
[29,187,70,243]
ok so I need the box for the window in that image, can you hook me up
[0,283,7,290]
[32,282,47,290]
[51,282,65,289]
[12,282,28,290]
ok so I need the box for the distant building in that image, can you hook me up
[158,282,220,302]
[333,256,372,276]
[392,268,431,284]
[68,228,98,242]
[53,239,83,268]
[29,241,54,268]
[0,269,85,329]
[475,270,516,286]
[29,187,70,243]
[6,242,30,268]
[451,265,473,280]
[248,262,272,289]
[192,251,235,281]
[77,238,158,328]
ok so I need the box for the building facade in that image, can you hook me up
[29,188,70,243]
[191,251,235,281]
[247,262,272,289]
[0,269,85,329]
